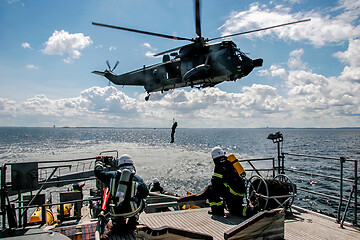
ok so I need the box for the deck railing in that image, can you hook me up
[0,143,358,230]
[0,157,98,229]
[282,152,358,227]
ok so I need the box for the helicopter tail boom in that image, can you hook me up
[92,71,106,76]
[93,70,145,86]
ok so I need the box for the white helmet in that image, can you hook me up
[117,154,134,168]
[211,147,225,159]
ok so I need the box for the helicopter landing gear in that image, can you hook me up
[145,93,150,101]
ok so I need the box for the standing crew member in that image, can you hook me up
[178,147,246,216]
[94,154,149,235]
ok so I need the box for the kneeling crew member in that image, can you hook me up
[178,147,246,217]
[208,147,246,216]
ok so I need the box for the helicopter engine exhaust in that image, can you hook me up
[253,58,263,68]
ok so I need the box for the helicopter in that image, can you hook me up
[92,0,310,101]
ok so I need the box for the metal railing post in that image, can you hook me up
[0,164,6,229]
[354,160,358,226]
[272,157,275,178]
[277,141,281,175]
[337,157,345,223]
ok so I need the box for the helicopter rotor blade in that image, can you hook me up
[92,22,193,41]
[153,45,184,57]
[195,0,201,38]
[112,61,119,71]
[208,19,311,42]
[106,60,111,70]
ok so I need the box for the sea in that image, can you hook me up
[0,127,359,222]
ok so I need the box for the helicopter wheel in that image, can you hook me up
[145,94,150,101]
[247,175,269,211]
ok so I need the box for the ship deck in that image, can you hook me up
[139,205,360,240]
[1,205,359,239]
[284,206,359,240]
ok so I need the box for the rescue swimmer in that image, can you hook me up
[94,154,149,236]
[178,147,248,216]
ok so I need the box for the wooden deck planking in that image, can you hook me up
[285,206,360,240]
[139,206,360,240]
[139,207,244,240]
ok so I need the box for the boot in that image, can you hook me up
[208,206,224,216]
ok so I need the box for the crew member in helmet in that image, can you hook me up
[94,154,149,234]
[150,178,177,196]
[150,178,165,193]
[208,146,246,216]
[178,147,246,216]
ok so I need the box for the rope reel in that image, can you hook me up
[247,174,295,211]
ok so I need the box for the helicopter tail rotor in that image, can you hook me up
[112,61,119,71]
[104,60,119,86]
[105,60,120,72]
[106,60,111,71]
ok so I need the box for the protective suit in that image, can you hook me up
[178,147,246,216]
[94,154,149,234]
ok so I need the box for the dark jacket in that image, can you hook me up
[211,156,246,198]
[94,159,149,201]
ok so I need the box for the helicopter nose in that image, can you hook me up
[253,58,263,68]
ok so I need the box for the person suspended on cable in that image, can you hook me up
[170,121,178,143]
[94,154,149,235]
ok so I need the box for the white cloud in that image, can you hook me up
[288,49,306,69]
[0,85,289,127]
[7,0,24,6]
[109,46,116,51]
[219,2,360,47]
[270,65,287,79]
[42,30,93,63]
[21,42,31,49]
[0,98,16,115]
[142,42,158,58]
[335,39,360,82]
[143,42,153,49]
[2,37,360,128]
[334,39,360,67]
[0,67,359,127]
[281,40,360,123]
[26,64,38,69]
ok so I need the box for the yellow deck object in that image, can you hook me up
[29,208,41,223]
[181,191,200,210]
[57,204,71,216]
[29,207,55,225]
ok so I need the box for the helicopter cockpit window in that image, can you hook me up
[235,49,243,61]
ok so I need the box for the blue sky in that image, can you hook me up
[0,0,359,128]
